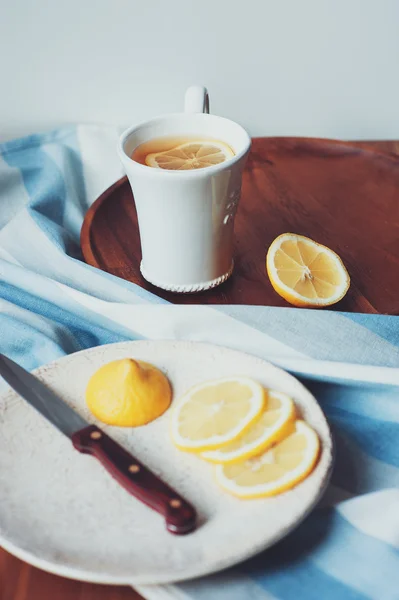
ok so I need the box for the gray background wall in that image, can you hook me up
[1,0,398,141]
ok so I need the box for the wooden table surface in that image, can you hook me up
[2,139,399,600]
[81,137,399,315]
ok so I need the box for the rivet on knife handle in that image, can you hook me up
[71,425,197,535]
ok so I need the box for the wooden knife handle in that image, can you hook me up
[72,425,196,535]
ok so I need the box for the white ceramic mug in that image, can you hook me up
[118,86,251,292]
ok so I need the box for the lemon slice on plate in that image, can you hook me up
[201,390,295,464]
[215,420,320,499]
[145,140,234,170]
[170,377,265,452]
[266,233,350,307]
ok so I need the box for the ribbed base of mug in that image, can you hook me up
[140,262,234,293]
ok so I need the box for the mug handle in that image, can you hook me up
[184,85,210,114]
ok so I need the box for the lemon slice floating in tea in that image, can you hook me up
[215,420,320,499]
[266,233,350,307]
[170,377,265,452]
[145,140,234,170]
[201,390,295,465]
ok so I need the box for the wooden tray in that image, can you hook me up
[81,137,399,314]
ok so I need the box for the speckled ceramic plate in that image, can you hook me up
[0,341,333,585]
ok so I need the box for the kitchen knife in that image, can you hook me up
[0,353,197,535]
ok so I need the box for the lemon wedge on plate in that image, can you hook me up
[170,377,265,452]
[266,233,350,307]
[86,358,171,427]
[215,420,320,499]
[145,140,234,170]
[201,390,295,464]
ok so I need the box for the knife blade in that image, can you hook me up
[0,353,197,534]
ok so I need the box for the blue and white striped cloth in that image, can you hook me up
[1,126,398,600]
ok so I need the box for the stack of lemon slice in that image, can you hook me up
[171,377,320,499]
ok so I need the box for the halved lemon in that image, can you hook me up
[145,140,234,170]
[86,359,171,427]
[201,390,295,464]
[170,377,265,452]
[266,233,350,307]
[215,420,320,499]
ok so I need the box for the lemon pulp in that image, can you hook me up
[215,420,320,498]
[145,140,234,170]
[266,233,350,307]
[171,377,265,452]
